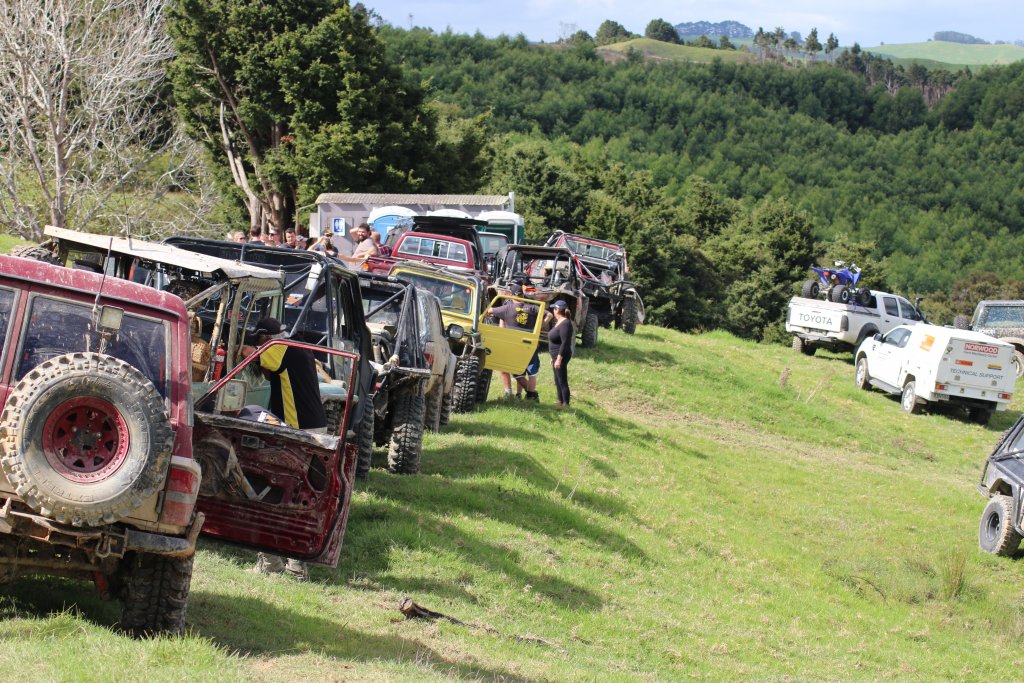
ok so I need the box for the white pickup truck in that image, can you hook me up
[854,324,1015,424]
[786,291,925,355]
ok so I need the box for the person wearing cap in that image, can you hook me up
[265,228,281,246]
[486,283,541,400]
[547,299,574,408]
[240,317,327,431]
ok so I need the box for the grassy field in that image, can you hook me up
[1,325,1023,680]
[599,38,754,64]
[0,234,30,254]
[865,41,1024,66]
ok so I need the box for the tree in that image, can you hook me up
[0,0,194,239]
[719,36,736,50]
[804,28,822,62]
[825,33,839,60]
[595,20,634,46]
[645,19,679,44]
[168,0,442,233]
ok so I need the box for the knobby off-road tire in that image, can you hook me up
[387,388,425,475]
[423,386,443,433]
[439,388,453,427]
[452,356,480,414]
[581,312,599,348]
[830,284,850,304]
[119,551,195,637]
[0,353,172,526]
[855,288,872,306]
[475,368,493,405]
[901,381,922,414]
[620,297,639,335]
[854,357,871,390]
[355,404,375,480]
[800,280,820,299]
[953,315,971,330]
[979,495,1022,556]
[792,336,816,356]
[10,243,61,266]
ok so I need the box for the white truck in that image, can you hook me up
[854,323,1015,424]
[786,291,925,356]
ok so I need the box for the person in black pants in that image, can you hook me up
[547,300,574,407]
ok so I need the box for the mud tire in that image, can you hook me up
[953,315,971,330]
[387,387,425,475]
[0,353,172,526]
[800,280,820,299]
[452,356,480,414]
[119,551,194,638]
[792,336,816,356]
[855,288,872,306]
[830,284,850,304]
[620,297,639,335]
[979,495,1021,557]
[439,388,453,427]
[475,368,493,405]
[10,243,61,266]
[581,312,599,348]
[423,386,443,433]
[356,404,375,480]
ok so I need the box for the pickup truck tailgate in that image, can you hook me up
[939,337,1015,400]
[787,300,845,334]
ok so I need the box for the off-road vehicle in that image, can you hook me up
[955,300,1024,377]
[359,273,458,475]
[388,263,546,412]
[367,214,493,280]
[490,244,596,347]
[544,231,644,335]
[977,415,1024,556]
[0,253,203,637]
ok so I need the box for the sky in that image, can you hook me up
[364,0,1023,47]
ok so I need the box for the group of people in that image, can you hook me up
[487,282,575,408]
[229,222,383,266]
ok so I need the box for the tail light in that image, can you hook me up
[1000,393,1012,400]
[936,383,947,391]
[423,351,434,366]
[158,457,202,528]
[839,315,849,332]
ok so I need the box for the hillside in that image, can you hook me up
[2,325,1022,679]
[598,37,753,64]
[866,41,1024,66]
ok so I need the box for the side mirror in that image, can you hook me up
[873,333,883,342]
[214,379,248,413]
[446,323,465,340]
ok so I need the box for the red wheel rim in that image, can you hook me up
[42,397,130,482]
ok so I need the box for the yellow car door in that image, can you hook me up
[479,296,547,374]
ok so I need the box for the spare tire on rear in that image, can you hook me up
[0,352,173,527]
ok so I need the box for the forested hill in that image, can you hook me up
[379,28,1024,335]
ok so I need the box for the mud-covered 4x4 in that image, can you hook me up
[955,300,1024,378]
[0,255,203,636]
[977,415,1024,556]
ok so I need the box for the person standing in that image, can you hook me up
[547,300,574,408]
[282,227,299,249]
[486,283,540,400]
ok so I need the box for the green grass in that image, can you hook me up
[0,235,30,254]
[865,41,1024,66]
[599,38,754,64]
[2,325,1024,679]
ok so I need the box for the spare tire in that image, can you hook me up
[0,352,173,527]
[10,243,61,266]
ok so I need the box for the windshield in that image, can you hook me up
[394,273,474,316]
[563,237,619,261]
[978,305,1024,329]
[479,234,508,256]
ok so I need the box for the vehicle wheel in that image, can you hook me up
[792,336,816,356]
[387,387,425,475]
[854,357,871,390]
[581,312,599,348]
[452,356,480,413]
[829,284,850,304]
[968,406,994,426]
[355,405,375,480]
[901,381,921,414]
[475,368,493,405]
[0,353,173,526]
[979,495,1022,556]
[119,551,194,637]
[855,288,872,306]
[439,388,453,427]
[1012,350,1024,379]
[620,297,639,335]
[800,280,820,299]
[953,315,971,330]
[10,243,61,266]
[423,386,443,433]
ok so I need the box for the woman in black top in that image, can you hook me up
[547,300,574,407]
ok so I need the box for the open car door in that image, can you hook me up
[479,295,547,374]
[191,340,359,567]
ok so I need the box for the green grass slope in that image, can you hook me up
[599,38,753,64]
[1,326,1023,679]
[866,41,1024,66]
